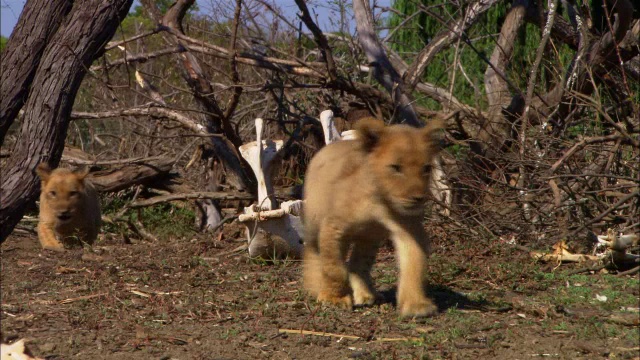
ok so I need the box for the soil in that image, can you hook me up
[2,222,639,359]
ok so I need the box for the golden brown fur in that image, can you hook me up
[303,117,442,317]
[36,163,101,251]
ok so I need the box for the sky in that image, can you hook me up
[0,0,24,36]
[0,0,392,38]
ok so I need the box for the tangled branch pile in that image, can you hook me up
[2,0,638,247]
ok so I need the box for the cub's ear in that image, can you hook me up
[35,163,52,183]
[422,118,444,152]
[74,167,90,182]
[355,117,386,151]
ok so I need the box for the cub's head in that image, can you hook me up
[355,117,443,216]
[36,163,89,224]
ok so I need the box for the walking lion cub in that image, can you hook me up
[36,163,101,251]
[303,117,443,318]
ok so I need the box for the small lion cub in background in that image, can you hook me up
[303,117,443,318]
[36,163,101,251]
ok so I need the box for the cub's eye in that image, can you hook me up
[69,191,79,197]
[390,164,402,173]
[48,191,56,197]
[423,165,433,174]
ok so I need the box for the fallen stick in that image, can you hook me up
[278,329,361,340]
[130,191,254,208]
[567,264,607,275]
[60,292,107,304]
[616,265,640,277]
[606,314,640,326]
[62,154,168,166]
[278,328,419,342]
[87,157,175,192]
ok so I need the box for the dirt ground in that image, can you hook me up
[1,221,639,360]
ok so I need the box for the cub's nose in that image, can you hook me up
[57,211,72,221]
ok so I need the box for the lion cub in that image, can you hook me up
[36,163,101,251]
[303,117,442,318]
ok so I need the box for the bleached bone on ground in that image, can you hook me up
[200,199,222,231]
[596,228,639,252]
[531,229,639,266]
[1,339,44,360]
[238,118,303,258]
[595,228,640,264]
[318,110,450,215]
[530,240,599,263]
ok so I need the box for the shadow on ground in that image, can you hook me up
[378,284,511,314]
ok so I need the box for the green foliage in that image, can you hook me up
[133,203,196,240]
[0,36,7,53]
[101,194,196,241]
[387,1,575,108]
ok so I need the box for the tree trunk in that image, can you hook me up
[0,0,74,144]
[0,0,133,243]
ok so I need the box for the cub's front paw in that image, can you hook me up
[399,299,438,318]
[317,291,353,309]
[353,289,379,306]
[42,243,65,252]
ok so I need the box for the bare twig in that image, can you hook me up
[278,328,419,342]
[567,191,640,238]
[129,191,254,208]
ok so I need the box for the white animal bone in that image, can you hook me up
[238,118,303,258]
[319,110,341,144]
[238,118,283,211]
[318,110,357,143]
[597,228,639,252]
[595,228,640,263]
[1,340,43,360]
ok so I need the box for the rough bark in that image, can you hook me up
[0,0,133,243]
[484,0,527,118]
[352,0,421,126]
[0,0,74,143]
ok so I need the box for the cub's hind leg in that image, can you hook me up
[348,238,382,306]
[316,218,353,309]
[303,242,323,298]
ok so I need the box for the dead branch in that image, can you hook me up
[352,0,420,126]
[405,0,499,92]
[141,0,255,193]
[72,106,214,136]
[87,157,175,193]
[223,0,243,121]
[293,0,338,82]
[129,191,254,208]
[566,191,639,238]
[62,154,169,166]
[90,46,184,71]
